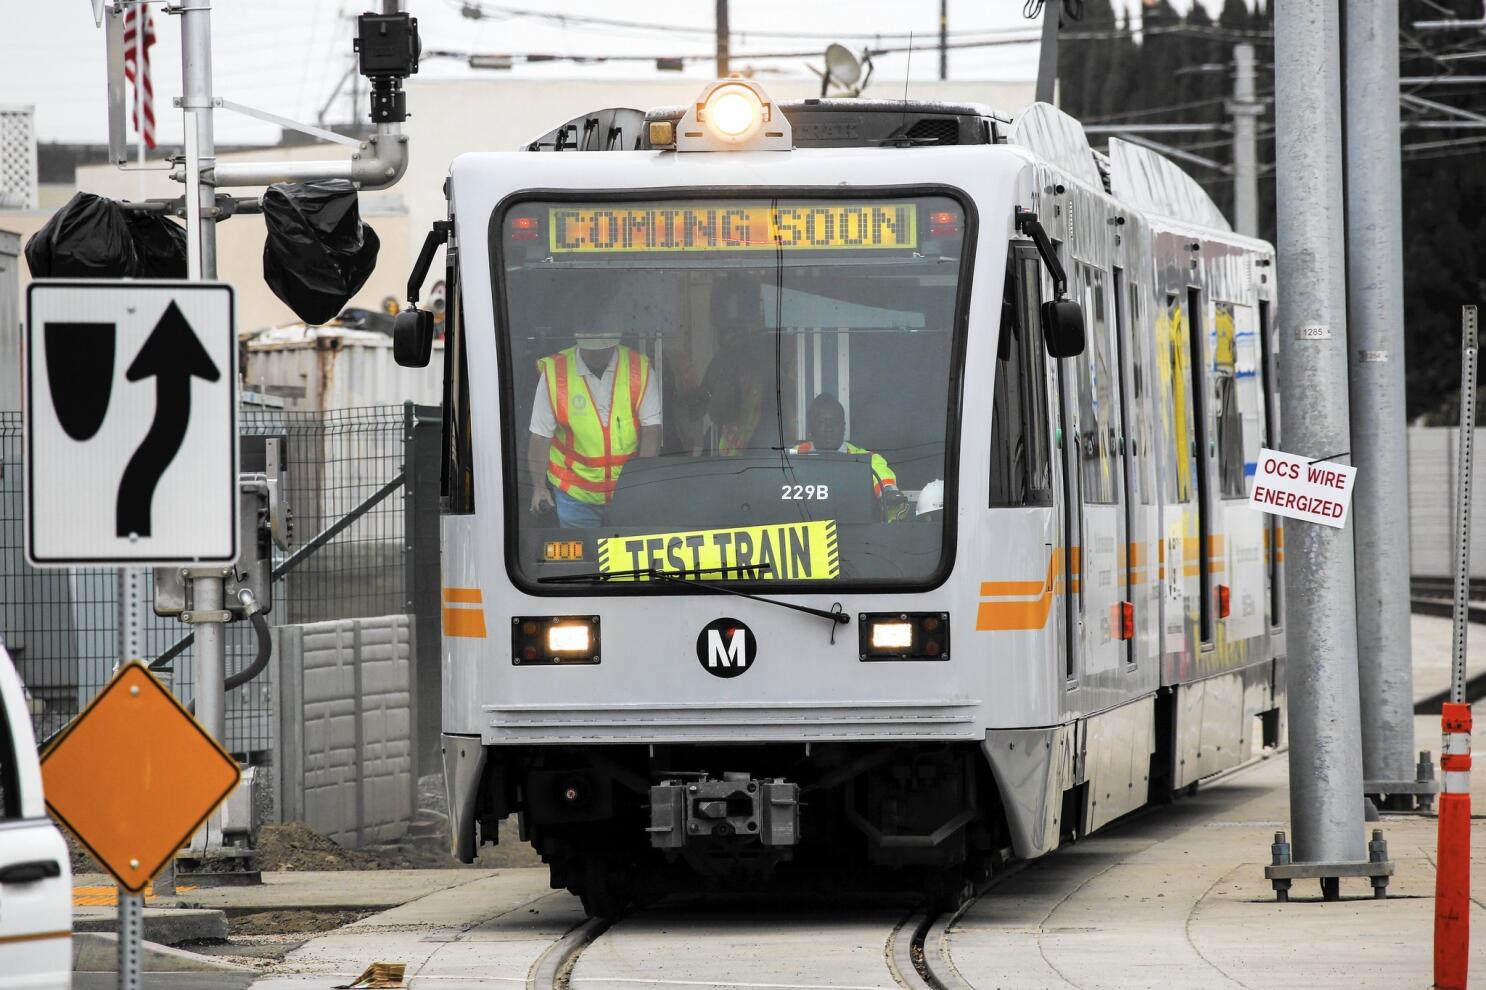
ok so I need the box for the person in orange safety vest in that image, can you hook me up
[790,393,908,521]
[527,334,661,527]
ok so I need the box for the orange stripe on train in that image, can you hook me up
[443,607,488,638]
[977,553,1061,632]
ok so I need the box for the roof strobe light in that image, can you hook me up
[674,78,792,153]
[706,84,763,140]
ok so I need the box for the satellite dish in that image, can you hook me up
[824,44,862,88]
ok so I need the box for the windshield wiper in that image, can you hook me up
[539,566,850,629]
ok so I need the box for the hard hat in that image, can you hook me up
[916,479,944,516]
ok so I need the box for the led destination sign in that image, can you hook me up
[547,203,918,253]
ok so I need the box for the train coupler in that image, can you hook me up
[647,773,799,849]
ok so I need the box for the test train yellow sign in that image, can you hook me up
[597,519,840,580]
[548,203,918,253]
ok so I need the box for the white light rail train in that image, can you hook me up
[394,79,1286,917]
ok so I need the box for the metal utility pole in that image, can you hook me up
[1035,0,1058,104]
[1229,43,1260,237]
[180,0,227,747]
[1435,306,1476,990]
[939,0,948,80]
[1271,0,1371,887]
[1344,0,1426,811]
[715,0,730,78]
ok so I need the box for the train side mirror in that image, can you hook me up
[1042,299,1086,358]
[393,306,435,367]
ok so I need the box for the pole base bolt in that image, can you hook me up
[1269,831,1294,902]
[1368,829,1390,898]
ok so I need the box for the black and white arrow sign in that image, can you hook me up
[25,281,238,566]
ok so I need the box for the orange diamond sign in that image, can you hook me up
[41,661,240,892]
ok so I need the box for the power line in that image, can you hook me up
[448,0,1043,43]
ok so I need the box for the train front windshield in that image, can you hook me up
[495,194,970,590]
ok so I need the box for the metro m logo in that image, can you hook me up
[696,618,756,678]
[706,628,748,669]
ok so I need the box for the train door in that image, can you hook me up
[1185,286,1214,648]
[1222,302,1266,642]
[1051,247,1081,683]
[1112,268,1137,665]
[1158,290,1196,674]
[1257,299,1282,627]
[1073,262,1126,680]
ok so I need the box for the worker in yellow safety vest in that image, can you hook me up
[528,334,661,527]
[790,393,908,521]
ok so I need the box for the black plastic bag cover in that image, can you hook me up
[126,212,189,278]
[24,192,139,278]
[262,179,381,325]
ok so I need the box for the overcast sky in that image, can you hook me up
[6,0,1221,145]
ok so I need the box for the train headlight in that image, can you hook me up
[859,612,950,661]
[705,84,762,140]
[869,621,914,650]
[548,623,592,654]
[513,616,601,665]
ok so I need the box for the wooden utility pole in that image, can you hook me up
[715,0,730,77]
[939,0,948,80]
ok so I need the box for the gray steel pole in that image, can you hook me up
[117,888,143,990]
[1035,1,1058,104]
[1451,307,1478,707]
[181,0,216,279]
[1230,43,1260,237]
[1345,0,1418,798]
[1275,0,1368,867]
[181,0,226,743]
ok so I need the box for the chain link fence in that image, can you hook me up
[0,403,441,764]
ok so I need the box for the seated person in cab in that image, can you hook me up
[790,393,908,521]
[528,333,660,527]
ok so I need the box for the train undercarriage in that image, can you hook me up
[463,741,1010,917]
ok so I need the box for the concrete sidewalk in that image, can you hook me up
[944,614,1486,989]
[252,869,585,988]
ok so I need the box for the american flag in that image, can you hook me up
[122,3,156,150]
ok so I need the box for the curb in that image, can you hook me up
[72,932,251,973]
[73,907,229,945]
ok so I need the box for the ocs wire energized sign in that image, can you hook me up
[1248,447,1356,529]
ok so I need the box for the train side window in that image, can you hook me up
[440,275,475,514]
[990,246,1052,506]
[1130,285,1155,505]
[1214,301,1245,499]
[1076,263,1117,505]
[1163,292,1194,504]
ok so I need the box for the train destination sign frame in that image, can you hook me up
[547,202,919,253]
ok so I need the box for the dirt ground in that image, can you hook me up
[257,819,540,871]
[66,816,540,878]
[227,908,372,938]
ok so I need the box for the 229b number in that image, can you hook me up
[781,484,830,500]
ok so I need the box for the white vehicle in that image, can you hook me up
[0,643,71,988]
[400,80,1284,916]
